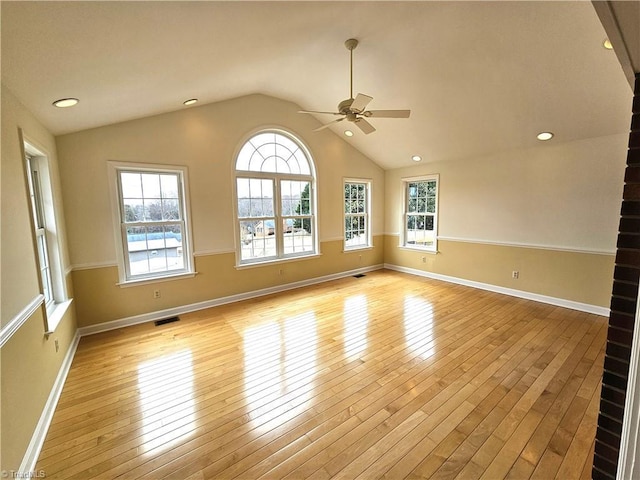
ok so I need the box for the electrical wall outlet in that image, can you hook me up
[153,289,161,299]
[512,271,519,279]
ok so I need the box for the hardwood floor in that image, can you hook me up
[36,270,606,479]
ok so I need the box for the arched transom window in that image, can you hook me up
[235,131,317,264]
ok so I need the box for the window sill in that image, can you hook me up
[45,298,73,335]
[117,271,198,288]
[236,252,322,270]
[343,245,374,253]
[398,245,439,254]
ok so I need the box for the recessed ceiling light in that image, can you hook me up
[603,38,613,50]
[344,130,354,137]
[183,98,198,106]
[52,98,79,108]
[411,155,422,162]
[536,132,554,141]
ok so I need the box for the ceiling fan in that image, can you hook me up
[298,38,411,135]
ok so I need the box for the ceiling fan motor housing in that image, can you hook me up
[338,98,355,115]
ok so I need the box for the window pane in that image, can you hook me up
[36,232,53,303]
[276,143,299,174]
[123,198,144,222]
[427,196,436,214]
[236,143,254,171]
[236,132,311,175]
[406,214,435,247]
[162,199,180,220]
[121,172,142,198]
[141,173,161,199]
[160,174,179,198]
[37,233,49,268]
[240,220,277,260]
[126,224,184,276]
[237,178,274,217]
[293,149,311,175]
[144,199,163,221]
[281,181,310,217]
[284,219,313,255]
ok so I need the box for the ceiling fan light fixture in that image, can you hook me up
[183,98,198,106]
[536,132,554,141]
[344,130,354,137]
[411,155,422,162]
[52,97,79,108]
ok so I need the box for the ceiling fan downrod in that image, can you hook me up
[345,38,359,101]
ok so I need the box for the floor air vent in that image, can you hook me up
[353,274,366,278]
[154,316,180,326]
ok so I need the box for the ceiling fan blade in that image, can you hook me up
[313,117,345,132]
[354,118,376,135]
[350,93,373,113]
[299,110,342,116]
[365,109,411,118]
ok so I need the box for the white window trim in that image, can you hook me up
[343,178,372,251]
[23,137,71,333]
[107,161,195,286]
[401,174,440,253]
[233,128,318,267]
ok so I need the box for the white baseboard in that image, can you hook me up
[384,263,610,317]
[78,264,384,337]
[19,330,81,474]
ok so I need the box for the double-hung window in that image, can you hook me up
[344,179,371,250]
[403,175,439,252]
[110,163,194,283]
[24,140,71,333]
[27,157,54,308]
[235,131,317,265]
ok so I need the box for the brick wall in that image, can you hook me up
[593,73,640,479]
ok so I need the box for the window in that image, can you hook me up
[110,163,194,283]
[24,140,71,333]
[27,157,54,307]
[403,175,439,252]
[344,179,371,250]
[235,131,317,265]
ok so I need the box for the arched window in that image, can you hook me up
[235,130,317,264]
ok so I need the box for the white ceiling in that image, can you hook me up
[1,1,634,170]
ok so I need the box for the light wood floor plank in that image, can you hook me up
[35,270,606,479]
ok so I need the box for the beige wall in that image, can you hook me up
[2,84,45,326]
[384,134,628,308]
[385,236,615,307]
[1,84,78,471]
[73,237,384,328]
[57,94,386,326]
[1,305,76,471]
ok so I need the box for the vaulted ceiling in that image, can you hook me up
[1,1,636,169]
